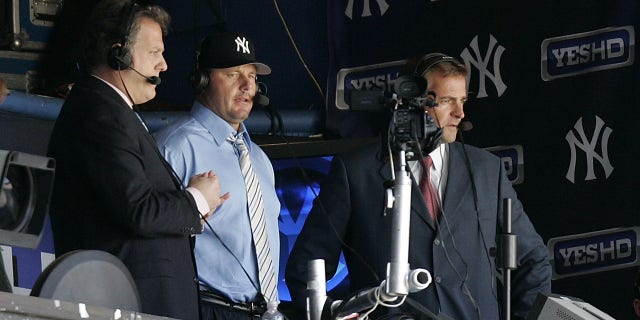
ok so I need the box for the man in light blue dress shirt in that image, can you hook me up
[154,31,280,320]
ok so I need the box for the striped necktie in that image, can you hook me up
[227,133,278,303]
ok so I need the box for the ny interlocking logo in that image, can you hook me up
[235,36,250,54]
[565,115,614,183]
[460,34,507,98]
[344,0,389,19]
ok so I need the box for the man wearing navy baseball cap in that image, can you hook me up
[197,32,271,75]
[155,31,282,319]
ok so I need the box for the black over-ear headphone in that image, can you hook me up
[394,53,459,100]
[414,53,458,78]
[190,67,209,94]
[190,70,267,102]
[190,65,265,98]
[107,1,140,70]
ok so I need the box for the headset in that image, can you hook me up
[107,1,140,71]
[414,53,460,78]
[190,67,210,94]
[190,62,270,108]
[393,53,460,101]
[190,69,268,102]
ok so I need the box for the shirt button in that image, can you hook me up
[434,239,440,246]
[435,276,441,284]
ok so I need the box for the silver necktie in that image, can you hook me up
[227,134,278,303]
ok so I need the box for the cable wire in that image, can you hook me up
[412,126,482,320]
[272,0,326,103]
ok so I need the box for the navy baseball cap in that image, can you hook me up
[198,32,271,75]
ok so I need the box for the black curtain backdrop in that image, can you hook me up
[325,1,639,318]
[2,0,639,318]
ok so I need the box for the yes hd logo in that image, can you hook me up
[547,227,639,279]
[486,145,524,185]
[541,26,635,81]
[335,60,406,110]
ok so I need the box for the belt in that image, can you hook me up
[199,291,267,316]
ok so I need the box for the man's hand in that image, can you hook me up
[188,170,230,221]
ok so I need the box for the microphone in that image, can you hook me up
[253,93,269,106]
[130,67,161,85]
[114,55,161,85]
[458,120,473,131]
[307,259,327,320]
[254,82,269,106]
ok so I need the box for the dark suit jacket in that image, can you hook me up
[48,76,202,319]
[285,141,551,320]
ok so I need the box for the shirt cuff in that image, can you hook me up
[186,187,211,215]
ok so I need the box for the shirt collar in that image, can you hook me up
[92,74,133,108]
[191,101,252,149]
[428,143,448,173]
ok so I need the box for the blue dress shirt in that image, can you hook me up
[154,102,281,303]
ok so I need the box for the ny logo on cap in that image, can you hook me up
[235,36,251,54]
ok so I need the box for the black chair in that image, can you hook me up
[30,250,140,311]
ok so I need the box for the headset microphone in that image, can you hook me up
[458,120,473,132]
[129,66,161,85]
[146,75,161,86]
[254,82,269,106]
[253,93,269,106]
[114,55,161,85]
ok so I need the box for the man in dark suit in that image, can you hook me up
[285,54,551,320]
[47,1,227,318]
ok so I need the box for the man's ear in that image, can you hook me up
[633,298,640,317]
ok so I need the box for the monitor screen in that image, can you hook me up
[0,150,55,249]
[262,137,377,301]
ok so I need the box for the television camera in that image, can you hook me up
[305,75,449,320]
[350,73,442,160]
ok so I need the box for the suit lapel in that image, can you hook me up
[130,110,184,190]
[377,150,434,229]
[441,143,473,224]
[85,76,184,191]
[411,179,434,229]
